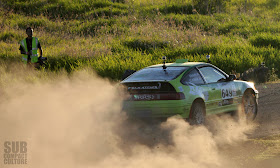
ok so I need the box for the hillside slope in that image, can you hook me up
[1,0,280,80]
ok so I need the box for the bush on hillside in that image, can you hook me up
[250,33,280,49]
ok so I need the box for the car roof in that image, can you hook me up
[147,62,209,68]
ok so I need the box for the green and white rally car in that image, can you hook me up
[121,59,258,124]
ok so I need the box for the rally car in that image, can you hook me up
[121,59,258,124]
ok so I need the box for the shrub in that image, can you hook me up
[158,4,193,15]
[123,39,170,53]
[0,31,22,42]
[250,33,280,49]
[192,0,230,14]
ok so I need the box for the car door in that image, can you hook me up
[198,66,231,114]
[180,68,211,110]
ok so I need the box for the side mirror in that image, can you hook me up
[228,74,237,81]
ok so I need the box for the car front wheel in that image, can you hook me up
[234,90,257,122]
[242,91,258,121]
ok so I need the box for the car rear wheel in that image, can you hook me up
[189,100,206,125]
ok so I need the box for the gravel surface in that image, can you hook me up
[252,82,280,138]
[221,82,280,168]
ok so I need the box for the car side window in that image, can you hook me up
[181,69,205,85]
[199,66,226,83]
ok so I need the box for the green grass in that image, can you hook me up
[1,0,280,80]
[250,33,280,49]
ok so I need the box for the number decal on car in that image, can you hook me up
[220,83,236,100]
[222,88,233,99]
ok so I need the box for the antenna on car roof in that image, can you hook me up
[162,56,167,70]
[206,55,211,63]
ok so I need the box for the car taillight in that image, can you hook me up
[128,92,185,101]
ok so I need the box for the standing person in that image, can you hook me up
[19,27,43,67]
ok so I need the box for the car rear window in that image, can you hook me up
[123,67,189,82]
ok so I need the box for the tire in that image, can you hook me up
[242,91,258,120]
[189,100,206,125]
[235,91,258,122]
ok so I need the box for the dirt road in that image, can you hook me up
[226,82,280,168]
[253,82,280,137]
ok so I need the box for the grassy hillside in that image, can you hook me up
[1,0,280,80]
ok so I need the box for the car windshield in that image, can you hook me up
[123,67,189,82]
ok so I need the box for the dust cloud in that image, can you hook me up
[0,67,256,168]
